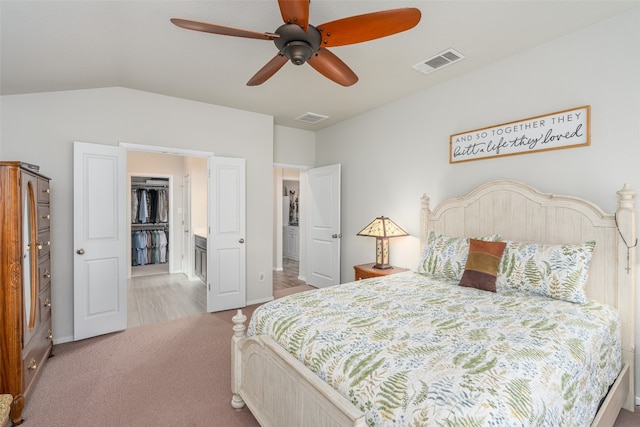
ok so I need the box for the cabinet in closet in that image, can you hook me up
[194,234,207,281]
[0,161,54,425]
[283,225,299,260]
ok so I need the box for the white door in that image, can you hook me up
[207,157,246,312]
[182,173,192,278]
[73,141,127,340]
[306,164,341,288]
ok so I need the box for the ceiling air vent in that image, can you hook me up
[412,48,465,75]
[295,112,329,124]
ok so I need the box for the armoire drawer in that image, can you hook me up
[37,230,51,258]
[37,205,50,231]
[38,257,52,289]
[22,318,53,391]
[39,285,52,323]
[37,177,50,203]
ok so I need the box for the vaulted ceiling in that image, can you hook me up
[2,1,638,130]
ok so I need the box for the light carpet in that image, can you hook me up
[18,284,639,426]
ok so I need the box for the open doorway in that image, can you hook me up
[74,141,247,340]
[274,167,308,291]
[126,150,208,328]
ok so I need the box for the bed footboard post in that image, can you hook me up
[231,309,247,409]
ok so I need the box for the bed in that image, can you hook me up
[231,180,636,427]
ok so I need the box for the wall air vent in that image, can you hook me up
[295,112,329,124]
[412,48,465,75]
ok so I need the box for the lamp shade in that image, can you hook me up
[357,216,408,238]
[357,216,408,269]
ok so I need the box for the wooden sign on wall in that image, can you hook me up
[450,105,590,163]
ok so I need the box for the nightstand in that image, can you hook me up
[354,263,409,281]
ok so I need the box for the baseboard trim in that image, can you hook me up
[53,335,74,345]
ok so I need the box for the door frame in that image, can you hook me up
[75,141,249,340]
[120,143,215,280]
[122,144,248,314]
[274,164,310,282]
[182,173,194,280]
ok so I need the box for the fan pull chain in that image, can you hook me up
[615,213,637,274]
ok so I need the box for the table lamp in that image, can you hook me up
[357,216,408,269]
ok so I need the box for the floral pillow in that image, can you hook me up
[496,240,596,304]
[416,231,501,281]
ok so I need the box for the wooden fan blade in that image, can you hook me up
[170,18,278,40]
[247,54,288,86]
[307,48,358,87]
[278,0,309,31]
[316,8,421,47]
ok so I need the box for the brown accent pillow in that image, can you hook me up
[459,239,507,292]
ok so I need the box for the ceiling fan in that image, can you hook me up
[171,0,421,87]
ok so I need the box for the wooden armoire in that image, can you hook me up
[0,161,54,425]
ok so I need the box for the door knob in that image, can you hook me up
[332,234,342,239]
[239,238,245,244]
[76,249,85,255]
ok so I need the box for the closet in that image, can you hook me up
[131,176,169,276]
[0,161,54,425]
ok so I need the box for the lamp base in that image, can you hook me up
[372,263,392,270]
[373,237,392,269]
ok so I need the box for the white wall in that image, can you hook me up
[183,155,209,234]
[0,87,274,342]
[316,9,640,400]
[274,125,315,167]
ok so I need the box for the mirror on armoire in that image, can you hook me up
[23,180,38,331]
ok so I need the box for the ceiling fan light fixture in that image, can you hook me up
[283,41,313,65]
[172,4,421,86]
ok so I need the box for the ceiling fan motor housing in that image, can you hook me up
[275,24,321,65]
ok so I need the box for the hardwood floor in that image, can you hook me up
[273,258,306,290]
[127,258,305,328]
[127,273,206,328]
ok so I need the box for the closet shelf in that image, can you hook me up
[132,222,168,228]
[131,183,169,189]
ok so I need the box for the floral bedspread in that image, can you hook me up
[248,272,621,427]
